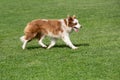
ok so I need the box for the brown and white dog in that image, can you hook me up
[20,15,82,49]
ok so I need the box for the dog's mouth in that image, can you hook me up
[73,27,79,32]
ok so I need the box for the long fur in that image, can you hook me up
[20,15,82,49]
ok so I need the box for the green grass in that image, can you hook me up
[0,0,120,80]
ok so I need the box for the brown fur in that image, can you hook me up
[68,17,76,27]
[24,19,63,40]
[23,17,76,41]
[20,15,81,49]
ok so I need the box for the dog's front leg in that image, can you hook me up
[47,38,57,49]
[62,35,78,49]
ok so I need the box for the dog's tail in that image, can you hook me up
[20,36,25,43]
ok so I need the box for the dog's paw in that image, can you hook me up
[42,45,47,48]
[72,47,78,50]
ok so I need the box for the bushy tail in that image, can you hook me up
[20,36,25,43]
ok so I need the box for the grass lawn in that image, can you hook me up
[0,0,120,80]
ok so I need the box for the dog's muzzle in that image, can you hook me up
[73,27,79,32]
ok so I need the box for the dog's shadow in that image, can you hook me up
[27,43,89,50]
[55,43,89,48]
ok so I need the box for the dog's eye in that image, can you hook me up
[74,23,77,25]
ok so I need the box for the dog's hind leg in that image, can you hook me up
[20,32,37,49]
[20,36,28,49]
[38,35,47,48]
[47,38,57,49]
[22,39,28,50]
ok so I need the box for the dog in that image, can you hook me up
[20,15,82,49]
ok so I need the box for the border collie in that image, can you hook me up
[20,15,82,49]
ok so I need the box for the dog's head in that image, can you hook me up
[67,15,82,32]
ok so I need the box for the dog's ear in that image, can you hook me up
[73,15,76,19]
[67,15,74,21]
[68,16,73,21]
